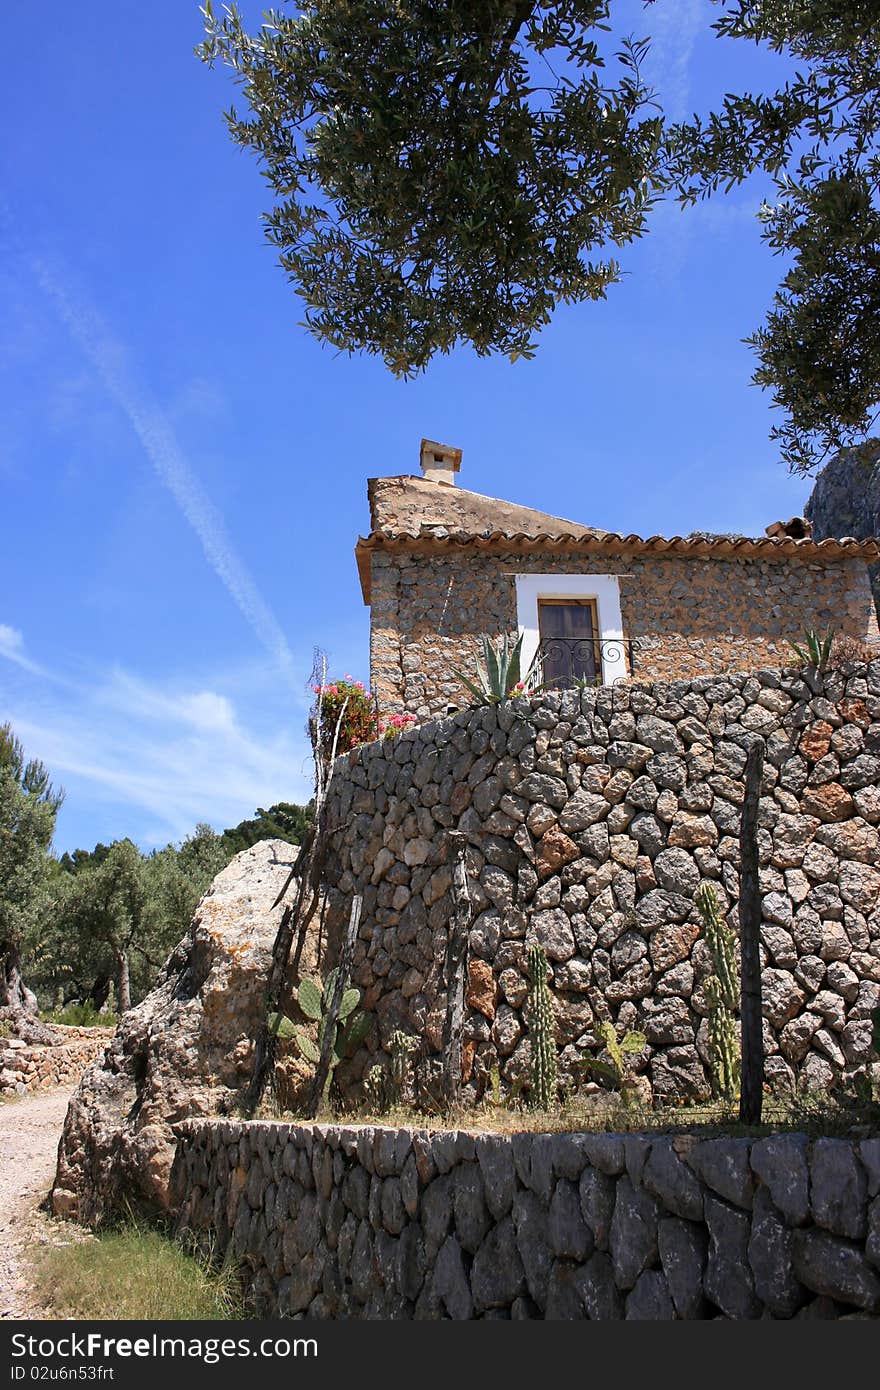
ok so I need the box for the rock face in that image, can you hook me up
[806,440,880,615]
[51,840,298,1223]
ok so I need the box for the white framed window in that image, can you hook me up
[514,573,627,686]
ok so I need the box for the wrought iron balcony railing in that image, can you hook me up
[537,636,635,688]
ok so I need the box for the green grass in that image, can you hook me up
[263,1081,880,1140]
[31,1223,243,1320]
[41,1002,117,1028]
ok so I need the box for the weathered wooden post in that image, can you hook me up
[441,831,472,1109]
[305,894,363,1118]
[739,739,765,1124]
[246,653,343,1113]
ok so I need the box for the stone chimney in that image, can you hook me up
[419,439,461,486]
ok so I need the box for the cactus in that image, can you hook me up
[488,1065,502,1108]
[363,1064,389,1114]
[268,967,371,1087]
[580,1021,647,1106]
[357,1033,418,1114]
[695,881,741,1102]
[389,1029,419,1104]
[526,943,557,1109]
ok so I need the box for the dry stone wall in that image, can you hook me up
[0,1026,112,1097]
[323,663,880,1104]
[172,1119,880,1319]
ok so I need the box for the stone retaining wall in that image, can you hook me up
[322,663,880,1103]
[0,1025,113,1096]
[172,1119,880,1319]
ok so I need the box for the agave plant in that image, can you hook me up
[787,626,836,671]
[452,632,544,706]
[268,968,371,1079]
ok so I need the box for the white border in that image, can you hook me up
[514,573,627,685]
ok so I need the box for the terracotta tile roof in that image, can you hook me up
[355,524,880,604]
[356,471,880,602]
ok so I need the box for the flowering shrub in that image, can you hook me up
[311,676,378,760]
[310,676,419,760]
[308,675,419,761]
[378,712,417,738]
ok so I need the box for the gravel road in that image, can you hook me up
[0,1089,73,1319]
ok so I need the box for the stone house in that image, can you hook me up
[356,441,880,721]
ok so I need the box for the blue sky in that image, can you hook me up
[1,1,811,854]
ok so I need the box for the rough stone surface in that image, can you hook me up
[704,1195,761,1319]
[609,1177,659,1291]
[642,1139,704,1221]
[810,1138,868,1240]
[0,1024,111,1099]
[688,1139,755,1210]
[171,1121,880,1321]
[625,1270,676,1320]
[52,840,299,1222]
[748,1188,805,1318]
[750,1136,810,1227]
[658,1216,707,1320]
[792,1228,880,1311]
[323,665,880,1104]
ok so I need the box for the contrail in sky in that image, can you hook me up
[647,0,704,122]
[31,255,297,682]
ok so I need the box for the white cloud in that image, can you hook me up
[99,672,239,736]
[645,190,761,283]
[10,675,313,848]
[2,641,314,848]
[645,0,706,122]
[0,623,24,657]
[0,623,45,676]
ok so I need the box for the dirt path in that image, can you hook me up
[0,1088,75,1319]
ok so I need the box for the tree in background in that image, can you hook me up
[31,804,313,1012]
[0,723,63,1011]
[200,1,880,473]
[49,840,155,1014]
[220,801,313,856]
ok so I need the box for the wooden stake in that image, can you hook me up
[245,651,345,1113]
[739,739,765,1124]
[441,832,472,1109]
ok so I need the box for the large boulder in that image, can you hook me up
[805,440,880,616]
[51,839,299,1223]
